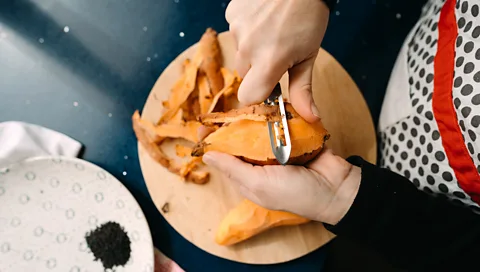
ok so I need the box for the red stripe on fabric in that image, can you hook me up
[433,0,480,204]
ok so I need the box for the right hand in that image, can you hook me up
[203,147,361,225]
[225,0,330,123]
[197,126,362,225]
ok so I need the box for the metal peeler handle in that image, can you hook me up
[264,83,292,165]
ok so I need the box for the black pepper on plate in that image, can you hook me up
[85,221,131,270]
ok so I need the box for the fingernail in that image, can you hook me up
[311,101,321,118]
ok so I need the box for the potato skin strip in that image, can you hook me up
[132,111,209,184]
[198,104,282,125]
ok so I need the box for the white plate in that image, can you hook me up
[0,156,154,272]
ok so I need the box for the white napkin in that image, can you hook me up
[0,121,82,168]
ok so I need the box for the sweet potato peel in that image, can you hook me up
[179,157,203,178]
[154,121,202,143]
[222,69,242,97]
[132,110,165,144]
[176,144,193,158]
[169,109,185,124]
[198,28,224,96]
[133,28,238,184]
[198,74,213,114]
[158,58,201,124]
[132,111,208,184]
[206,67,242,114]
[198,104,282,125]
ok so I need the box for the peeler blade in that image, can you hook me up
[264,83,292,165]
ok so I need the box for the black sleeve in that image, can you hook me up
[324,156,480,272]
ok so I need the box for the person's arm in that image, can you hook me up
[324,156,480,271]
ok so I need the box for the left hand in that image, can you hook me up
[199,125,362,225]
[225,0,330,123]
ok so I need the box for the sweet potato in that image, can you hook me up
[192,103,330,166]
[215,199,310,246]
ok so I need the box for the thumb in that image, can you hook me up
[236,61,286,106]
[202,151,262,186]
[288,54,320,123]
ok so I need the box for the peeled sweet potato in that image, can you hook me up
[215,199,310,246]
[192,103,330,165]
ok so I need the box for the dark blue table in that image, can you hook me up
[0,0,425,270]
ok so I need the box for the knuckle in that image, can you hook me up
[267,52,284,68]
[236,45,248,59]
[237,41,251,59]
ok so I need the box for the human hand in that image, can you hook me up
[199,138,361,225]
[225,0,330,123]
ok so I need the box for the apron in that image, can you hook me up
[379,0,480,210]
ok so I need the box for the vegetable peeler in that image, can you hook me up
[264,83,292,165]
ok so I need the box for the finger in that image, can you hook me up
[197,125,216,141]
[237,61,286,106]
[234,51,251,78]
[226,0,258,23]
[288,53,320,123]
[202,151,263,187]
[225,0,240,24]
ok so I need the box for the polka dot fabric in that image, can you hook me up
[380,0,480,209]
[454,0,480,170]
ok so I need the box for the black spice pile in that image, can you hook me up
[85,221,131,270]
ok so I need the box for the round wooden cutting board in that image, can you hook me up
[137,31,377,264]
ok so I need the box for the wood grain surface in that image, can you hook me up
[137,31,377,264]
